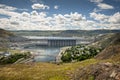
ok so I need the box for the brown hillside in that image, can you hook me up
[0,29,14,49]
[0,28,14,38]
[95,33,120,60]
[95,45,120,60]
[71,33,120,80]
[90,33,120,49]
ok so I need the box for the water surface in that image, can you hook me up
[24,46,61,62]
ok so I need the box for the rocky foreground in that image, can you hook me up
[72,62,120,80]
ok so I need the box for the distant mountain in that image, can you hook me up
[11,29,120,37]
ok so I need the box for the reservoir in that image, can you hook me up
[24,46,61,62]
[21,36,77,62]
[10,36,93,62]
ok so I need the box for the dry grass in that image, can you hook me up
[0,59,99,80]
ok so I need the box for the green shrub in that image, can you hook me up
[61,52,72,62]
[0,52,31,64]
[61,45,102,62]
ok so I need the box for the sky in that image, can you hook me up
[0,0,120,30]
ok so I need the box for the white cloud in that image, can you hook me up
[70,12,86,21]
[93,8,102,12]
[0,8,20,17]
[108,12,120,23]
[54,5,59,9]
[90,12,120,29]
[0,18,10,29]
[97,3,114,9]
[30,0,43,3]
[0,4,17,11]
[89,0,103,3]
[0,4,21,17]
[90,12,109,22]
[90,12,120,25]
[22,12,30,17]
[0,11,91,30]
[30,0,38,3]
[32,3,49,10]
[31,11,38,16]
[90,0,114,12]
[1,11,120,30]
[0,4,120,30]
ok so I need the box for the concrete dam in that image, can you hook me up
[20,36,94,47]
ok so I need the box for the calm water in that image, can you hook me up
[24,47,61,62]
[21,36,81,62]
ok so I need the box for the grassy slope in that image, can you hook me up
[0,59,100,80]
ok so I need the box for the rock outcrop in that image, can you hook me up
[72,62,120,80]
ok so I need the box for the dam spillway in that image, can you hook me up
[22,36,93,47]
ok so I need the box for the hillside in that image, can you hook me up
[0,28,28,50]
[90,33,120,49]
[12,29,120,37]
[94,33,120,60]
[0,31,120,80]
[0,28,14,38]
[72,33,120,80]
[0,28,14,49]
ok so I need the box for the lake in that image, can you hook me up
[16,36,91,62]
[24,46,61,62]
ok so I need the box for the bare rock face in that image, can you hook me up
[72,62,120,80]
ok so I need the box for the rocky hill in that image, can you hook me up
[0,28,28,50]
[90,33,120,48]
[0,28,14,38]
[72,33,120,80]
[0,29,14,49]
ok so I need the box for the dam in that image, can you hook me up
[9,36,94,62]
[20,36,94,47]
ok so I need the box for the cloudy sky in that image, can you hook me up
[0,0,120,30]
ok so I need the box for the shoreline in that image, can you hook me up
[56,46,71,63]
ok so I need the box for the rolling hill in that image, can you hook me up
[0,28,28,50]
[12,29,120,37]
[0,28,14,49]
[0,28,14,38]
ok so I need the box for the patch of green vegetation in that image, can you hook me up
[61,45,102,62]
[0,52,31,64]
[89,75,95,80]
